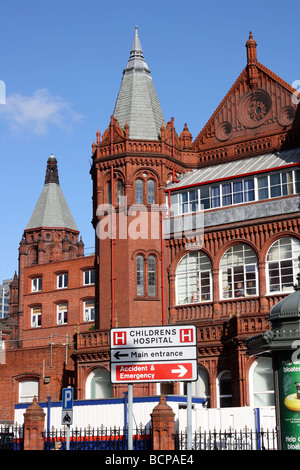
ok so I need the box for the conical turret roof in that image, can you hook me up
[26,155,78,231]
[113,26,165,140]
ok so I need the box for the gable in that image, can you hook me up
[192,35,300,162]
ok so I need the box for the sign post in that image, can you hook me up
[62,387,73,450]
[110,325,197,449]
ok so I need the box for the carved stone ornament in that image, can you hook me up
[238,89,272,128]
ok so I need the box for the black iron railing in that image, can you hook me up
[175,426,278,450]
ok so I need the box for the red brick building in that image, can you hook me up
[0,155,95,422]
[1,28,300,421]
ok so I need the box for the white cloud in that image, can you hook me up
[0,88,83,134]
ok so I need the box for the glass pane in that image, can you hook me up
[135,179,143,204]
[222,183,232,206]
[211,186,220,208]
[147,180,155,204]
[136,255,144,296]
[258,176,268,200]
[233,181,243,204]
[148,256,156,297]
[200,186,210,210]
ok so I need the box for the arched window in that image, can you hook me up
[220,244,258,299]
[147,179,155,204]
[136,255,144,296]
[249,358,275,407]
[266,237,300,294]
[135,179,144,204]
[176,251,212,305]
[183,367,210,406]
[217,370,232,407]
[86,368,113,399]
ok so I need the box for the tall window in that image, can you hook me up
[250,358,275,407]
[217,371,232,407]
[136,255,144,296]
[148,255,156,297]
[57,273,68,289]
[135,179,144,204]
[86,368,113,399]
[266,237,300,293]
[57,303,68,324]
[31,277,42,292]
[84,269,95,285]
[183,367,210,406]
[84,300,95,322]
[117,180,124,205]
[136,254,157,297]
[176,251,212,305]
[220,244,258,299]
[31,307,42,327]
[147,179,155,204]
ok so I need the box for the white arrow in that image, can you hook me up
[171,364,188,377]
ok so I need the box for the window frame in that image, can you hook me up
[266,237,300,295]
[57,272,68,289]
[84,299,95,322]
[84,269,95,285]
[220,244,258,300]
[31,277,42,292]
[31,306,42,328]
[57,303,68,325]
[176,251,212,305]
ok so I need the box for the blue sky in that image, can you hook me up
[0,0,299,282]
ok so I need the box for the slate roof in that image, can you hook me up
[113,26,165,140]
[26,155,78,231]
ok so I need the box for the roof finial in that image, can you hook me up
[246,30,257,64]
[45,154,59,185]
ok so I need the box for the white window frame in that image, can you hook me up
[57,273,68,289]
[31,307,41,328]
[220,244,258,300]
[176,251,212,305]
[84,300,95,322]
[266,237,300,295]
[249,358,275,407]
[31,277,42,292]
[19,379,39,403]
[84,269,95,285]
[57,303,68,325]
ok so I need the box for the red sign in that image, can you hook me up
[112,361,196,383]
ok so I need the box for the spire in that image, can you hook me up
[26,155,78,231]
[45,154,59,184]
[113,26,165,140]
[123,25,151,75]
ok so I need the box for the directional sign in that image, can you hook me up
[111,361,197,383]
[110,325,197,383]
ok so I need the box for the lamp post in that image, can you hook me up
[246,260,300,450]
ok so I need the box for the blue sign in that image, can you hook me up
[62,387,73,410]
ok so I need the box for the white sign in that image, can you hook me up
[111,325,196,349]
[110,325,197,384]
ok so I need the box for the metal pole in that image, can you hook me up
[128,384,133,450]
[187,382,192,450]
[66,424,70,450]
[47,396,51,449]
